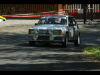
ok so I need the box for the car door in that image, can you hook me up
[68,17,75,40]
[73,18,79,40]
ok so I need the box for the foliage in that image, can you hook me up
[84,46,100,60]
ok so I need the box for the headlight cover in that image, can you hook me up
[33,35,38,40]
[31,29,39,34]
[49,35,54,40]
[48,29,53,35]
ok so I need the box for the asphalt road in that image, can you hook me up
[0,20,100,71]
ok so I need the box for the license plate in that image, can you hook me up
[39,30,47,34]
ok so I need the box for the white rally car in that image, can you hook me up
[28,15,81,47]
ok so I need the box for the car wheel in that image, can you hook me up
[62,33,68,47]
[29,41,35,46]
[74,35,81,46]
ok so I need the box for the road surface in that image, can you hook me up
[0,19,100,71]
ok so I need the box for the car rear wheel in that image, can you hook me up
[74,35,81,46]
[62,33,68,47]
[29,41,35,46]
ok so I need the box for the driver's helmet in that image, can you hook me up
[55,18,61,23]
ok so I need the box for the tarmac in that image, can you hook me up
[0,19,39,27]
[0,18,100,71]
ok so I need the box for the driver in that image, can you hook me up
[55,18,61,23]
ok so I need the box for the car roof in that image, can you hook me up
[42,15,74,18]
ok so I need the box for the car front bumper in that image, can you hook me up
[28,34,64,43]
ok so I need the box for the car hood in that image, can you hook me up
[30,24,68,30]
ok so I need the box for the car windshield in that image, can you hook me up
[38,18,67,25]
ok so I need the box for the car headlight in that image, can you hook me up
[48,29,53,35]
[49,35,54,40]
[31,29,39,34]
[33,35,38,40]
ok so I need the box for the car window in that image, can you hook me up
[68,17,77,26]
[68,17,73,26]
[72,18,76,25]
[47,18,56,24]
[73,19,76,25]
[38,17,67,25]
[60,19,67,24]
[38,18,47,24]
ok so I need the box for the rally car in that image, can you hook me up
[28,15,81,47]
[0,16,6,22]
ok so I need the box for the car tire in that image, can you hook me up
[29,41,35,46]
[74,35,81,46]
[62,33,68,47]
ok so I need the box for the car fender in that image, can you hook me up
[74,31,81,40]
[63,29,69,40]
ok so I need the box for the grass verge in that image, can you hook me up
[83,46,100,60]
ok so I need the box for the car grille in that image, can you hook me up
[54,37,62,40]
[37,36,50,40]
